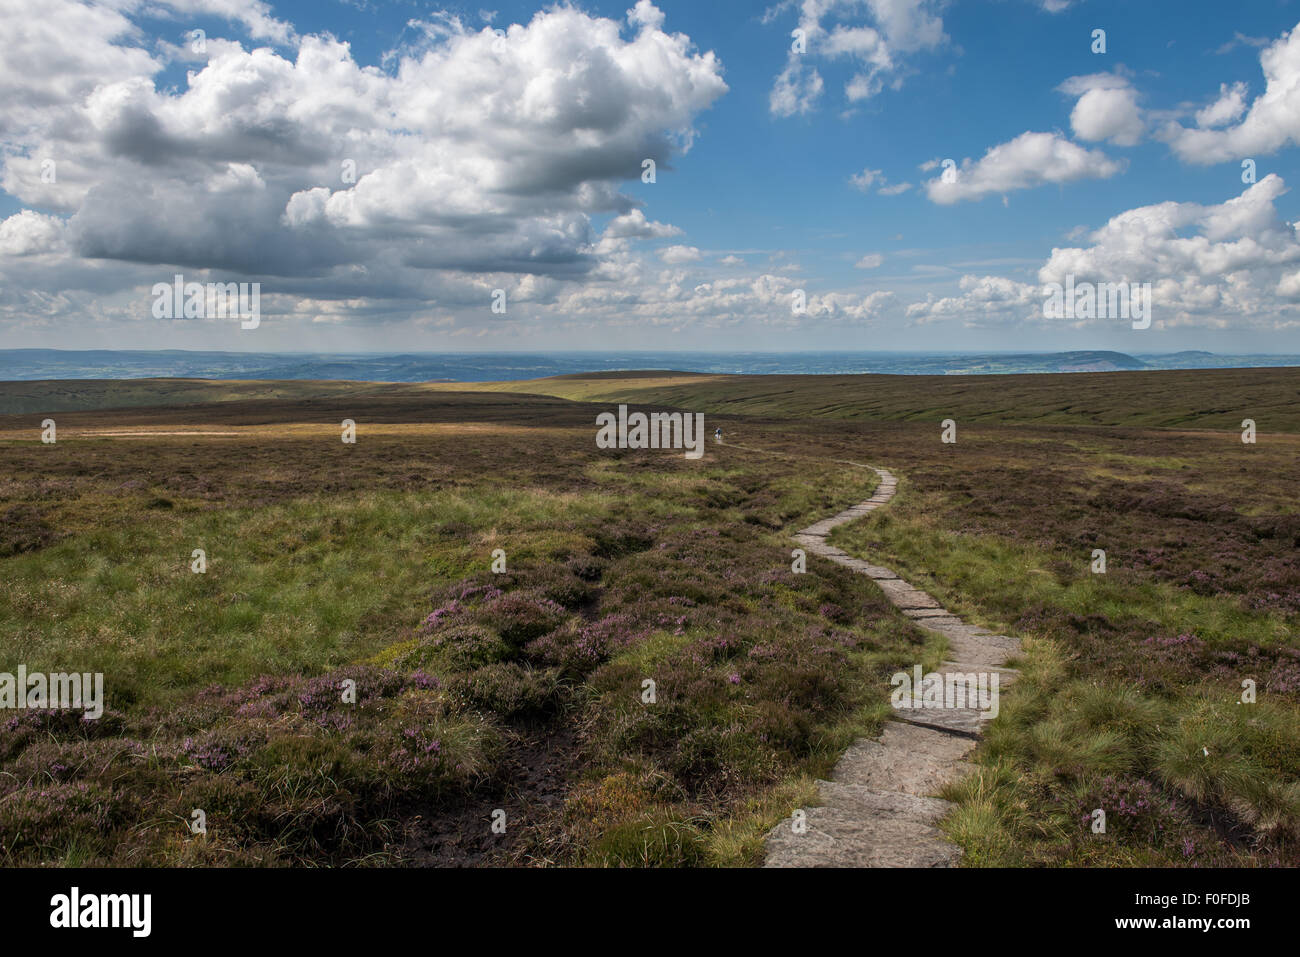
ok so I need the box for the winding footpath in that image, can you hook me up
[763,465,1022,867]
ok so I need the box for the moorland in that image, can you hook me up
[1,367,1297,866]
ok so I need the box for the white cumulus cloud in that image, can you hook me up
[1060,74,1146,146]
[1164,22,1300,163]
[924,132,1124,205]
[768,0,947,116]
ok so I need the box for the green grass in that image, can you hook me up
[828,472,1300,864]
[830,498,1294,651]
[1,486,621,709]
[936,638,1300,865]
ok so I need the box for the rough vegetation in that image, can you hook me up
[0,397,913,865]
[1,368,1297,866]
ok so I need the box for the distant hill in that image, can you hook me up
[932,350,1146,374]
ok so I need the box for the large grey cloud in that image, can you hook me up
[1,1,727,293]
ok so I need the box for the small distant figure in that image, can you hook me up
[714,427,723,444]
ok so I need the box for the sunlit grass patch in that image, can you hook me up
[0,486,617,708]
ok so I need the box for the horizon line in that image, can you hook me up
[5,348,1296,358]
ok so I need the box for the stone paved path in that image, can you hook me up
[763,465,1022,867]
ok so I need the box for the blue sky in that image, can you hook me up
[3,0,1300,352]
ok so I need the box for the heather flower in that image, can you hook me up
[526,614,643,675]
[409,669,441,690]
[423,600,463,629]
[182,734,251,772]
[1075,776,1189,847]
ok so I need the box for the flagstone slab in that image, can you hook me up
[832,723,976,796]
[764,808,962,868]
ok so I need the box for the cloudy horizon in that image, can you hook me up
[5,0,1300,354]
